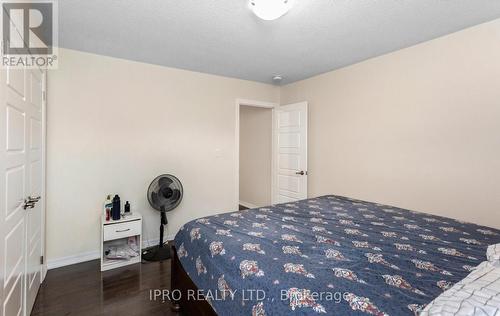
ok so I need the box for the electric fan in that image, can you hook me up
[142,174,183,261]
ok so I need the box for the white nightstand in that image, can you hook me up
[101,212,142,271]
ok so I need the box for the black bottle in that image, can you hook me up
[124,201,130,213]
[112,195,121,220]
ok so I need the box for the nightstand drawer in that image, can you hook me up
[103,220,141,241]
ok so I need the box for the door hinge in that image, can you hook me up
[42,91,46,102]
[40,256,44,265]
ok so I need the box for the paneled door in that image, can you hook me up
[0,66,46,316]
[273,102,308,203]
[25,68,45,314]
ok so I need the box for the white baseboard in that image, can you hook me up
[239,200,259,209]
[47,235,176,270]
[47,250,100,270]
[140,234,175,250]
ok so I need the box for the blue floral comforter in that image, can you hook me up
[174,195,500,316]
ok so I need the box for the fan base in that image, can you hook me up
[142,245,171,261]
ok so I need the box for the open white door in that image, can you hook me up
[0,66,46,316]
[273,102,308,204]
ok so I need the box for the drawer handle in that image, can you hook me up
[116,228,131,233]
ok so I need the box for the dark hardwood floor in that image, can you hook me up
[32,259,179,316]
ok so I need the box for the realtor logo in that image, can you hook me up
[1,0,58,68]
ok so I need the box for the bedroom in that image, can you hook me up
[0,0,500,315]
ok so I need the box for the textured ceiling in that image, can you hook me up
[59,0,500,84]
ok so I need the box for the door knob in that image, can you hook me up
[23,201,35,210]
[295,171,306,175]
[27,195,41,203]
[24,195,41,209]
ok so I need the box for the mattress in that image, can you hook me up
[174,195,500,315]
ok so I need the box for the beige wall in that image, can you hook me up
[280,19,500,229]
[46,48,279,262]
[47,18,500,263]
[239,106,272,207]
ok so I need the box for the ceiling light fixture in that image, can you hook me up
[250,0,294,21]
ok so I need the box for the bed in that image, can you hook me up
[171,195,500,315]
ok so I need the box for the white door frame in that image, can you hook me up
[40,71,47,282]
[235,99,278,210]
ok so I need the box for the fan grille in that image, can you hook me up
[147,174,183,212]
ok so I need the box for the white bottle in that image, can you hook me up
[104,194,112,216]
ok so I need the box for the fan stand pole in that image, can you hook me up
[159,211,167,248]
[159,223,164,248]
[142,212,171,261]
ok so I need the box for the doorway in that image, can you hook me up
[239,105,273,209]
[235,99,308,210]
[235,99,277,209]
